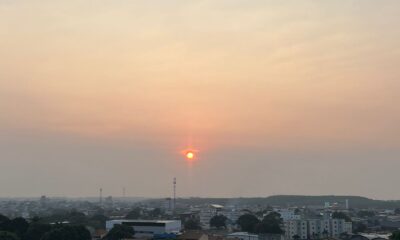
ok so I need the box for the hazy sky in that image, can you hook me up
[1,0,400,199]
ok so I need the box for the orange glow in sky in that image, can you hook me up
[2,0,400,199]
[181,148,198,161]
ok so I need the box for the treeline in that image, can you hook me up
[37,210,108,229]
[0,214,90,240]
[236,212,284,234]
[184,212,284,234]
[0,207,168,240]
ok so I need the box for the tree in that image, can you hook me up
[254,210,267,218]
[104,224,135,240]
[210,215,227,229]
[0,216,9,225]
[72,225,91,240]
[332,212,352,222]
[0,218,28,238]
[292,235,300,240]
[184,219,202,230]
[390,231,400,240]
[311,232,319,239]
[41,227,76,240]
[88,214,109,229]
[322,229,329,238]
[237,214,260,233]
[9,218,28,238]
[148,208,163,218]
[353,222,367,233]
[340,232,351,240]
[23,223,52,240]
[30,217,40,223]
[125,208,141,219]
[68,211,88,225]
[0,231,19,240]
[254,212,284,234]
[41,225,91,240]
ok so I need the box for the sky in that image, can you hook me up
[0,0,400,199]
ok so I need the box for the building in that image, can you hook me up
[227,232,259,240]
[344,222,353,234]
[285,220,308,240]
[284,218,352,240]
[106,220,181,238]
[350,234,390,240]
[273,208,301,221]
[200,204,224,229]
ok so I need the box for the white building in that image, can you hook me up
[227,232,259,240]
[284,218,352,240]
[274,208,301,221]
[344,222,353,234]
[285,220,308,240]
[106,220,181,238]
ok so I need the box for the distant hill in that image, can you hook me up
[144,195,400,209]
[259,195,400,209]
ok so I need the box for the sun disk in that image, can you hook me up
[186,152,194,159]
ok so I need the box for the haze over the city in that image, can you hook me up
[1,0,400,199]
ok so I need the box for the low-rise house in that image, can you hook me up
[227,232,259,240]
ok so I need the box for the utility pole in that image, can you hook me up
[99,188,103,206]
[173,177,176,214]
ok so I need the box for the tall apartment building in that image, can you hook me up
[274,208,301,221]
[284,218,352,240]
[199,204,224,229]
[285,220,309,239]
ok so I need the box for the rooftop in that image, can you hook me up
[107,219,179,223]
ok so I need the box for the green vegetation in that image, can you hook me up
[237,214,260,233]
[332,212,352,222]
[88,214,109,229]
[184,219,202,230]
[255,212,284,234]
[125,208,142,220]
[41,225,90,240]
[210,215,228,229]
[24,223,52,240]
[237,212,284,234]
[33,210,109,230]
[353,222,367,233]
[292,234,300,240]
[103,224,134,240]
[148,208,163,218]
[0,231,19,240]
[0,213,91,240]
[390,231,400,240]
[0,216,28,240]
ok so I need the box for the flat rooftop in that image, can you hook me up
[228,232,258,237]
[108,220,179,223]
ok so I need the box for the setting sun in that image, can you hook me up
[186,152,194,160]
